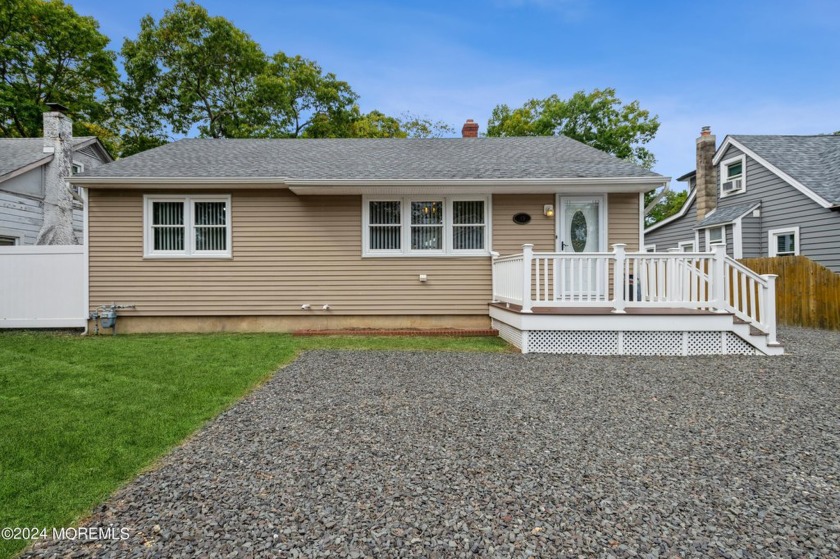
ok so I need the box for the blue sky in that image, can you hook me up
[71,0,840,187]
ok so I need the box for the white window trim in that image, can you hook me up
[705,226,726,248]
[719,155,746,198]
[644,244,656,252]
[0,234,19,246]
[677,240,697,252]
[768,226,800,257]
[71,161,84,174]
[362,195,490,257]
[143,194,232,259]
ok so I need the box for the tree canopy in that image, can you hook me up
[0,0,118,138]
[486,88,660,169]
[117,1,453,149]
[2,0,667,167]
[121,0,266,141]
[645,189,688,226]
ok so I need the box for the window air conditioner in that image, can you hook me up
[722,178,742,192]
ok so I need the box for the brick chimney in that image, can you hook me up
[695,126,717,221]
[461,119,479,138]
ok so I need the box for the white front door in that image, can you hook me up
[557,196,606,298]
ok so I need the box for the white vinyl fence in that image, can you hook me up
[0,245,86,328]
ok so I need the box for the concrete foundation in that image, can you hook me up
[88,314,492,334]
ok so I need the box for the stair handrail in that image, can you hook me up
[721,253,777,344]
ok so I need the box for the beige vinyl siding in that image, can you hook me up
[89,189,491,316]
[491,194,555,254]
[607,192,640,251]
[492,193,640,255]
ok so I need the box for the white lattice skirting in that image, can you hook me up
[493,323,759,356]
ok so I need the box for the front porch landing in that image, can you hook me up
[489,303,782,356]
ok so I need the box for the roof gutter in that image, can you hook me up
[69,176,288,187]
[71,175,670,192]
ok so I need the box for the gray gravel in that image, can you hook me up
[23,327,840,558]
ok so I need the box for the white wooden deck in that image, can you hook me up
[490,244,782,355]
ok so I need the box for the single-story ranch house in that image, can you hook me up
[71,121,782,355]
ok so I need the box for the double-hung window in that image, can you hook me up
[144,195,231,258]
[720,155,746,196]
[769,226,799,257]
[451,200,486,251]
[364,196,488,256]
[411,201,444,251]
[707,226,725,246]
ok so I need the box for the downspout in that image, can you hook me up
[81,186,90,335]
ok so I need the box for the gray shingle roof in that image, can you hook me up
[0,137,97,177]
[76,137,663,181]
[732,135,840,204]
[696,202,759,228]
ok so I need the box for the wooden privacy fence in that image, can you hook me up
[739,256,840,330]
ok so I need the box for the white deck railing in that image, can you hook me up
[491,244,778,344]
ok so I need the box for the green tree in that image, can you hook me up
[486,88,660,168]
[398,112,455,138]
[0,0,118,138]
[645,189,688,226]
[346,110,406,138]
[251,52,359,138]
[120,0,266,139]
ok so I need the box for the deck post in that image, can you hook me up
[712,244,727,313]
[612,243,627,314]
[490,251,500,303]
[763,274,778,345]
[522,244,533,313]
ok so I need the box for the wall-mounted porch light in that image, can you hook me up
[544,204,555,218]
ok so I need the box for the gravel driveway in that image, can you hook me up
[24,327,840,558]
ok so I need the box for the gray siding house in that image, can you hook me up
[0,110,112,245]
[645,128,840,272]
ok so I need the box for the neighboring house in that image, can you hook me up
[646,128,840,272]
[70,121,781,355]
[0,109,112,245]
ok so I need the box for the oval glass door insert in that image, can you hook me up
[571,210,588,252]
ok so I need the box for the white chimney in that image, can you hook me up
[35,103,79,244]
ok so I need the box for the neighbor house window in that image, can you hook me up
[363,196,488,256]
[144,195,231,258]
[707,226,725,247]
[769,226,799,257]
[644,244,656,253]
[678,240,697,252]
[720,155,746,196]
[0,235,17,246]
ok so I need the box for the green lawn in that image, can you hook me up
[0,331,508,558]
